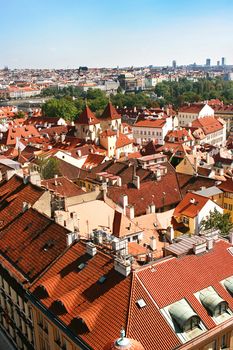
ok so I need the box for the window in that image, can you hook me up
[182,216,189,225]
[221,334,227,348]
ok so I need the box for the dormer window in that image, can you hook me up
[168,299,200,333]
[199,288,228,318]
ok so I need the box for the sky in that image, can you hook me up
[0,0,233,69]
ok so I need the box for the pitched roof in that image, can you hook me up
[218,178,233,193]
[176,173,216,198]
[31,241,132,350]
[116,133,133,149]
[100,102,121,120]
[112,211,141,238]
[41,176,85,197]
[0,175,45,230]
[191,117,223,135]
[75,106,100,125]
[134,119,166,128]
[0,125,40,146]
[107,163,182,216]
[178,104,205,114]
[173,192,210,218]
[0,208,69,281]
[135,240,233,335]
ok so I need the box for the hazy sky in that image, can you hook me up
[1,0,232,68]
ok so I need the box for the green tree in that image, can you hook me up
[42,98,77,121]
[200,208,233,236]
[38,157,61,180]
[15,110,26,119]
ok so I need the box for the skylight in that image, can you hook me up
[98,276,107,284]
[136,298,147,308]
[78,262,86,270]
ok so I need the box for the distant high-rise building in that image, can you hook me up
[172,60,176,69]
[217,60,220,66]
[222,57,226,66]
[206,58,211,66]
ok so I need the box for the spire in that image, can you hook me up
[74,105,99,125]
[100,102,121,120]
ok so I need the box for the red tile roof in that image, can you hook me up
[136,240,233,332]
[107,163,182,216]
[116,133,133,149]
[75,106,100,125]
[191,117,223,135]
[100,129,117,137]
[41,176,85,197]
[0,208,69,281]
[82,153,106,170]
[127,274,181,350]
[134,119,166,128]
[178,104,205,114]
[0,175,45,230]
[173,192,209,218]
[31,242,132,350]
[100,102,121,120]
[218,178,233,193]
[0,125,40,146]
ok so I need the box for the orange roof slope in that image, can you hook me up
[112,211,141,238]
[134,119,166,128]
[0,208,69,281]
[31,242,132,350]
[100,102,121,120]
[173,192,209,218]
[0,175,45,230]
[75,106,99,125]
[136,240,233,332]
[41,176,85,197]
[218,178,233,193]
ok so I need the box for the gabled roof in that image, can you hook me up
[112,211,141,238]
[135,240,233,334]
[191,117,223,135]
[31,241,132,350]
[100,102,121,120]
[173,192,210,218]
[75,106,100,125]
[0,175,45,230]
[134,118,166,128]
[41,176,85,197]
[218,178,233,193]
[107,163,182,216]
[0,208,69,281]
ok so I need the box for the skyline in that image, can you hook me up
[1,0,233,69]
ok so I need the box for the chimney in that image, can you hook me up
[219,168,224,176]
[193,241,207,255]
[126,205,135,220]
[117,176,122,187]
[206,237,213,250]
[54,174,58,186]
[120,194,128,213]
[66,232,78,246]
[150,236,157,251]
[194,156,198,173]
[22,202,31,212]
[190,198,196,204]
[114,257,131,277]
[133,175,140,189]
[86,242,97,256]
[112,237,128,256]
